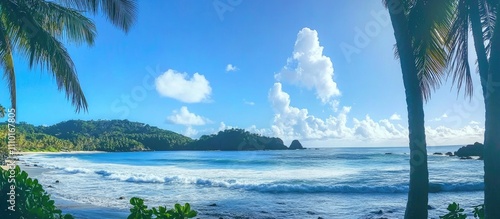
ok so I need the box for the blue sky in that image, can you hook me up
[0,0,486,146]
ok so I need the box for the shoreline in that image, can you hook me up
[11,147,482,219]
[18,151,105,155]
[18,162,129,219]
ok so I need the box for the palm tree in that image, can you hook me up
[0,105,4,118]
[383,0,454,218]
[445,1,500,217]
[447,0,494,99]
[483,3,500,217]
[0,0,137,113]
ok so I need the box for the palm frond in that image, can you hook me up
[447,0,474,98]
[408,0,455,101]
[28,0,97,45]
[57,0,137,33]
[1,0,88,112]
[382,0,416,13]
[479,0,496,56]
[0,17,16,110]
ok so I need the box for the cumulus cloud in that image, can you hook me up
[269,83,353,140]
[274,27,340,103]
[469,121,480,125]
[431,113,449,122]
[155,69,212,103]
[226,64,238,72]
[390,113,402,121]
[167,106,211,126]
[218,122,235,131]
[267,83,483,146]
[262,27,484,146]
[184,126,198,138]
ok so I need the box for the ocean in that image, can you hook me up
[19,146,484,219]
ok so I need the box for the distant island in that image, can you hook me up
[0,120,303,156]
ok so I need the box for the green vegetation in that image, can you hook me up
[40,120,193,151]
[439,202,484,219]
[0,120,193,155]
[0,166,74,219]
[186,128,288,151]
[0,120,292,162]
[128,197,197,219]
[0,0,137,112]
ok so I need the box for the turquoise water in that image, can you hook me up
[21,146,484,218]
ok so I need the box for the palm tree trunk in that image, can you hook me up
[469,0,489,99]
[387,1,429,218]
[483,5,500,218]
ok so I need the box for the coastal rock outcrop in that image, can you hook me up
[289,140,305,150]
[455,142,484,158]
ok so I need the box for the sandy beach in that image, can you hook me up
[19,151,105,155]
[10,154,129,219]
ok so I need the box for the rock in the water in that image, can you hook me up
[55,180,60,183]
[455,142,483,158]
[460,156,473,160]
[445,152,454,156]
[208,203,217,207]
[428,205,434,210]
[289,140,304,150]
[385,153,393,155]
[433,152,443,155]
[118,196,125,200]
[306,211,316,215]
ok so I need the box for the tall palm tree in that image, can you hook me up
[383,0,453,218]
[447,0,495,99]
[445,0,500,217]
[483,2,500,217]
[0,0,137,113]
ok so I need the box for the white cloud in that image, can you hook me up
[274,27,340,104]
[261,27,485,147]
[330,100,340,112]
[155,69,212,103]
[430,113,448,122]
[226,64,238,72]
[469,120,480,125]
[244,100,255,106]
[184,126,198,138]
[268,83,353,140]
[267,83,483,146]
[218,122,235,131]
[167,106,211,126]
[425,124,484,146]
[390,113,402,121]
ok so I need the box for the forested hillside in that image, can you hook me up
[0,120,193,153]
[0,120,294,164]
[186,128,289,150]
